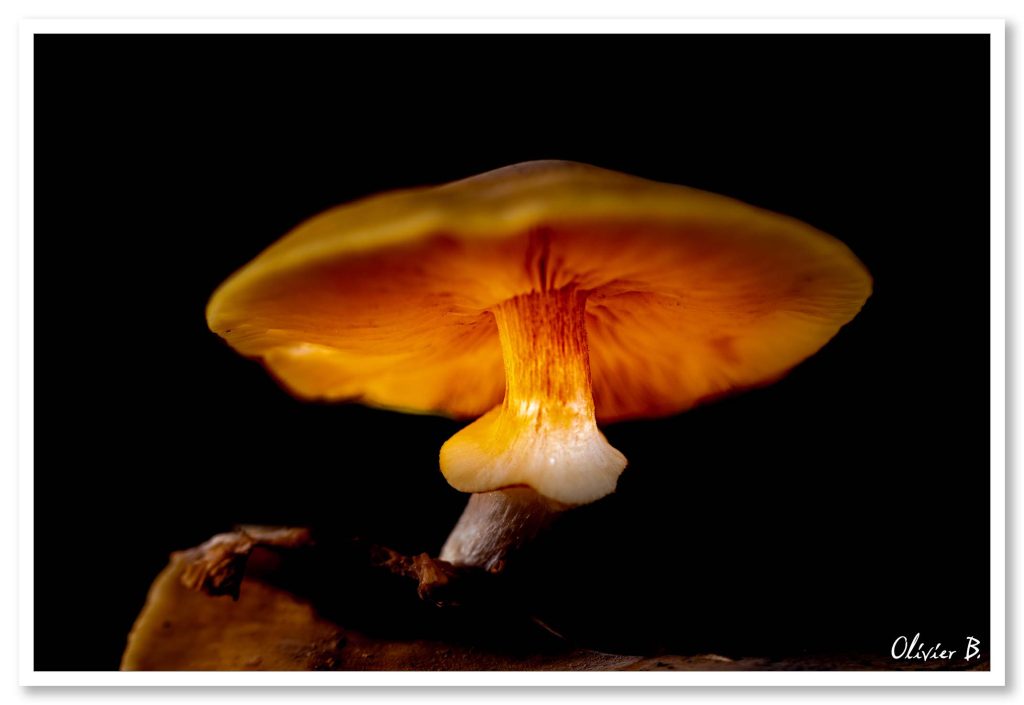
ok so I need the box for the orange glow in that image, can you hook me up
[207,161,872,505]
[440,287,626,505]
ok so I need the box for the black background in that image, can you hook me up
[34,34,991,670]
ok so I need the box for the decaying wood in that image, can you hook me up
[122,551,992,671]
[123,552,633,671]
[179,526,314,598]
[177,525,483,606]
[123,527,991,672]
[366,545,462,604]
[124,551,342,671]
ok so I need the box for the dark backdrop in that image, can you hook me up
[33,34,991,670]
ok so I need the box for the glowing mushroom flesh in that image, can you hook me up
[207,161,872,571]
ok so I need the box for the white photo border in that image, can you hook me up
[16,17,1007,687]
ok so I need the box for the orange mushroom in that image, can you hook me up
[207,160,871,571]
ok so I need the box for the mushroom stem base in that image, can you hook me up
[439,488,565,572]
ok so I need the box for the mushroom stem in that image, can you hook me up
[439,286,626,566]
[440,487,564,572]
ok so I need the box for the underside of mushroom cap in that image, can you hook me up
[207,160,871,424]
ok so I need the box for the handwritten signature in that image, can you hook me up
[891,633,982,662]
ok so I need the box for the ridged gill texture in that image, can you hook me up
[207,160,872,503]
[439,287,625,504]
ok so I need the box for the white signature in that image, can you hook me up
[891,633,982,662]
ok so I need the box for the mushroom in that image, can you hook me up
[207,160,871,573]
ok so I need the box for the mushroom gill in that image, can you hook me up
[207,160,872,572]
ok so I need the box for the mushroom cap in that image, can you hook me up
[207,160,871,422]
